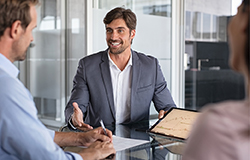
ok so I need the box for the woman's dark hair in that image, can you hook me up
[242,0,250,74]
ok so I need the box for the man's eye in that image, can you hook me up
[106,29,112,33]
[118,30,124,33]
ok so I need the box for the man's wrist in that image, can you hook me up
[68,116,77,130]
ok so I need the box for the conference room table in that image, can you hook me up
[63,119,186,160]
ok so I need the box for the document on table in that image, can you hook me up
[112,135,149,152]
[77,135,149,152]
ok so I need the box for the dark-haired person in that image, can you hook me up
[65,7,176,131]
[182,0,250,159]
[0,0,115,159]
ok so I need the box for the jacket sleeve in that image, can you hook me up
[65,59,89,125]
[152,58,176,111]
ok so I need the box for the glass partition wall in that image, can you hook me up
[184,0,245,110]
[17,0,87,127]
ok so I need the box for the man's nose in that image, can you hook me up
[111,31,118,40]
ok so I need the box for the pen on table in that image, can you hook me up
[99,119,108,136]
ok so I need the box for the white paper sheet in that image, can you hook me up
[112,135,149,152]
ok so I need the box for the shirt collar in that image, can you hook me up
[107,50,133,70]
[0,53,19,78]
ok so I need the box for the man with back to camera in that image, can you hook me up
[0,0,115,159]
[65,7,176,131]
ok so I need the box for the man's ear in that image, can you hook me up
[10,20,22,39]
[131,29,136,39]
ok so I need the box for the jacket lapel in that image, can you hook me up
[100,50,116,120]
[130,50,141,121]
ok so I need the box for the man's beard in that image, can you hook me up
[18,49,28,61]
[108,41,130,55]
[12,40,29,62]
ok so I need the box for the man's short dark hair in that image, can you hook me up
[103,7,137,32]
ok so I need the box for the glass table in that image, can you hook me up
[63,119,185,160]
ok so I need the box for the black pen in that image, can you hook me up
[99,119,108,136]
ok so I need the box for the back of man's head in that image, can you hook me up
[0,0,39,38]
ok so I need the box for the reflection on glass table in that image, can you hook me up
[63,119,185,160]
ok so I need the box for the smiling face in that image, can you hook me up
[12,5,37,62]
[105,18,135,55]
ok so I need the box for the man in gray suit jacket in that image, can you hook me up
[65,7,176,131]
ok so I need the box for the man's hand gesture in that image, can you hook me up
[71,102,93,131]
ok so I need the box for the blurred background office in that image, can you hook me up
[14,0,244,129]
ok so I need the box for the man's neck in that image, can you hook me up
[109,49,131,71]
[0,30,15,63]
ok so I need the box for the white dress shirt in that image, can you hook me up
[108,52,132,124]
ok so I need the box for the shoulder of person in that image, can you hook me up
[201,100,249,125]
[0,71,22,93]
[201,100,246,116]
[132,49,158,62]
[79,49,108,63]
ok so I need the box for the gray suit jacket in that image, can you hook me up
[65,49,176,127]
